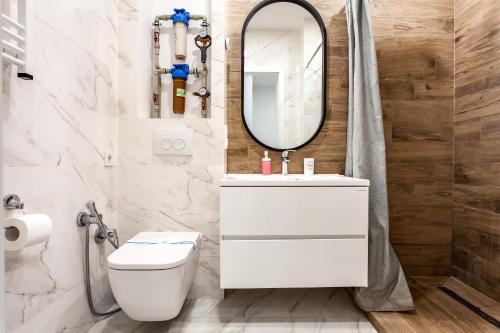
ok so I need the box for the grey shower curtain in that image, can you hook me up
[345,0,414,311]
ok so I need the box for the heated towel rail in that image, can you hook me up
[1,0,33,79]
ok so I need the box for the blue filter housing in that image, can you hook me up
[171,64,190,80]
[172,8,190,26]
[171,64,190,113]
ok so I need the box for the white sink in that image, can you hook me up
[220,173,370,288]
[221,174,369,187]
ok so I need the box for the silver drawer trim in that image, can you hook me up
[221,235,366,240]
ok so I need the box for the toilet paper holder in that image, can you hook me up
[4,194,24,230]
[3,193,25,210]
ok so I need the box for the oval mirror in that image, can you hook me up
[242,0,327,151]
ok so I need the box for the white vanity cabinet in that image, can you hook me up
[220,174,369,289]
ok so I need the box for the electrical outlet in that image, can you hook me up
[104,152,114,167]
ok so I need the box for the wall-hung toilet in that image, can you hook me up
[107,232,202,321]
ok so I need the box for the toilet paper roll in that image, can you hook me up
[4,214,53,251]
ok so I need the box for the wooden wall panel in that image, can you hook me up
[226,0,349,175]
[454,0,500,302]
[225,0,454,275]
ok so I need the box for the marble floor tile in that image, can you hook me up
[288,289,365,319]
[178,298,221,320]
[88,311,144,333]
[167,318,245,333]
[89,288,376,333]
[292,318,377,333]
[242,318,294,333]
[170,317,295,333]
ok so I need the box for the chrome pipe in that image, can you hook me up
[150,13,210,118]
[151,20,161,118]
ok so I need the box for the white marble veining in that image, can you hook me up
[118,0,225,298]
[3,0,119,331]
[245,28,304,147]
[5,0,221,330]
[1,1,372,330]
[89,289,376,333]
[303,18,323,138]
[244,7,327,147]
[1,0,374,331]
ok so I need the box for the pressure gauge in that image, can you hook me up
[198,87,208,96]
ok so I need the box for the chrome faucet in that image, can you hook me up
[281,150,296,175]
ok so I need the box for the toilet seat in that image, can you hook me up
[108,232,201,270]
[107,231,202,321]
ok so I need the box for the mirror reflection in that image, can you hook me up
[243,1,325,150]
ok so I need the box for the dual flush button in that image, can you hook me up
[153,128,193,156]
[160,138,186,151]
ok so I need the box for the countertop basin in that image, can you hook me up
[221,174,369,187]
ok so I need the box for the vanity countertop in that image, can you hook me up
[221,174,369,187]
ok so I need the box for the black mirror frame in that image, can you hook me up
[241,0,328,152]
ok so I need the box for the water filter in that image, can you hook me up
[171,64,190,114]
[172,8,190,60]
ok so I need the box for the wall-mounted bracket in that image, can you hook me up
[3,194,24,210]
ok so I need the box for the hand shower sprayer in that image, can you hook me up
[76,201,121,316]
[77,201,119,249]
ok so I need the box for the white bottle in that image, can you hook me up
[304,158,315,175]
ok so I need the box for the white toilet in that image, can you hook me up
[107,231,202,321]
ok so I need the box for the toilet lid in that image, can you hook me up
[108,232,201,270]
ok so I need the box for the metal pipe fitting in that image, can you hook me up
[151,12,210,118]
[281,150,296,175]
[154,14,171,22]
[152,20,162,118]
[3,194,24,210]
[190,14,207,21]
[76,201,119,249]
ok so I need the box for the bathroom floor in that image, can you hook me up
[88,288,376,333]
[368,276,500,333]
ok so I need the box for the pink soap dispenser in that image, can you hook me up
[262,151,271,175]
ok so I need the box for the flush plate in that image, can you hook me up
[153,127,193,156]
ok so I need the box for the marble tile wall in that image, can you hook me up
[2,0,120,332]
[303,18,324,139]
[3,1,224,330]
[245,28,305,147]
[117,0,225,298]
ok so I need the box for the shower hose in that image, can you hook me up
[84,224,122,316]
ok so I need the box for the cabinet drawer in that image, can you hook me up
[220,239,368,288]
[220,187,368,236]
